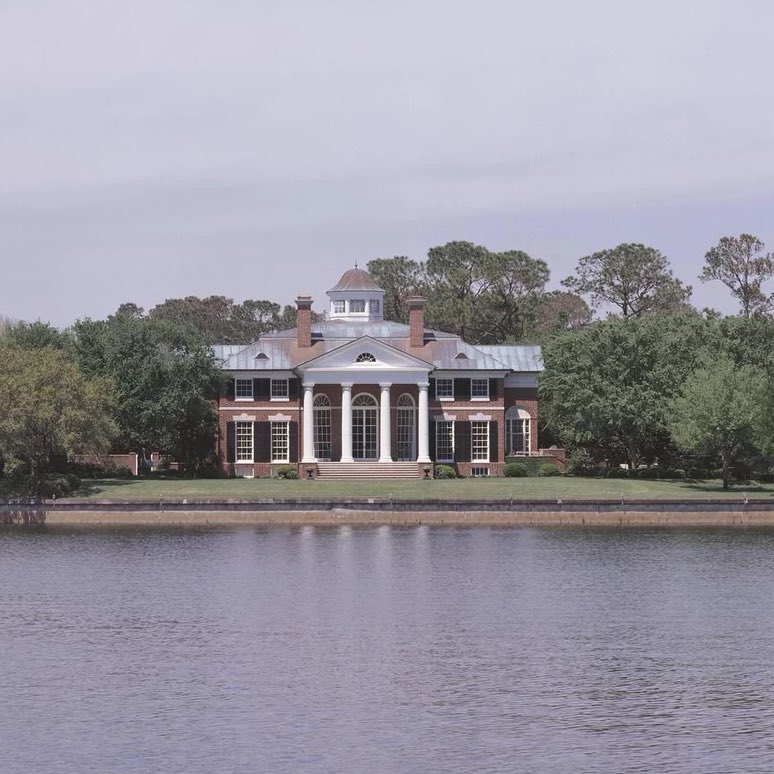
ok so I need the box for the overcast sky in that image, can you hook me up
[2,0,774,326]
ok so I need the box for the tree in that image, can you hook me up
[562,243,692,318]
[530,291,592,339]
[366,257,427,323]
[476,251,551,343]
[2,320,72,350]
[0,346,116,482]
[149,296,295,344]
[540,313,712,467]
[700,234,774,317]
[424,241,495,341]
[670,356,763,489]
[73,310,221,473]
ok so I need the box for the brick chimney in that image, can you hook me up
[407,296,425,348]
[296,296,313,348]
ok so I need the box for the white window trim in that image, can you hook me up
[270,378,290,402]
[471,378,490,401]
[435,420,455,463]
[435,378,454,401]
[271,420,290,463]
[235,421,254,464]
[471,420,490,463]
[235,378,254,402]
[332,300,346,314]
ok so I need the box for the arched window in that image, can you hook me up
[505,406,531,456]
[396,394,416,460]
[313,394,331,460]
[356,352,377,363]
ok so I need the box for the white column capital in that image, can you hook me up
[302,381,315,390]
[378,380,392,462]
[417,381,430,391]
[341,382,353,390]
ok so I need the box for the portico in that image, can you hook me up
[298,337,433,465]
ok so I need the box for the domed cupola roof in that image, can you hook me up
[328,267,383,293]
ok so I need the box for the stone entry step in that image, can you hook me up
[316,462,419,479]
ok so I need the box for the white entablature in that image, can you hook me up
[296,336,432,385]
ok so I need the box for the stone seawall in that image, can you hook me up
[4,498,774,527]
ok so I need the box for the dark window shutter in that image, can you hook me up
[254,378,271,400]
[489,421,499,462]
[226,421,236,463]
[455,421,471,462]
[489,378,498,400]
[255,422,271,462]
[454,378,470,400]
[429,420,436,461]
[226,378,235,401]
[429,378,436,399]
[288,378,299,400]
[289,421,298,462]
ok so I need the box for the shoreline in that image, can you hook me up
[4,496,774,527]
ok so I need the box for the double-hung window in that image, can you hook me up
[332,300,345,314]
[471,378,489,400]
[235,379,253,401]
[435,378,454,400]
[435,421,454,462]
[471,421,490,462]
[271,378,289,401]
[370,299,380,315]
[236,421,254,462]
[271,421,290,463]
[349,299,366,313]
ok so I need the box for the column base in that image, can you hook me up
[378,456,394,463]
[416,456,432,464]
[340,456,354,463]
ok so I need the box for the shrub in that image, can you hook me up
[434,464,456,479]
[67,461,133,479]
[537,463,560,477]
[503,462,528,478]
[635,467,660,480]
[37,473,81,498]
[275,465,299,480]
[605,467,629,479]
[667,468,687,480]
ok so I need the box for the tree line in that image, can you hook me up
[1,232,772,493]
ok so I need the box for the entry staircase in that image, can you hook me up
[315,461,419,479]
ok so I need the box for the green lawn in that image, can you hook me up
[72,476,774,501]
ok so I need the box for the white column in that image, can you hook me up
[301,382,316,463]
[379,382,392,462]
[340,383,353,462]
[417,381,431,463]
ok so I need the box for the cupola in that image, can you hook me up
[327,265,385,321]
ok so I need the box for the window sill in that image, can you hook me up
[438,396,454,402]
[270,397,290,402]
[235,397,254,402]
[472,459,490,464]
[471,396,490,401]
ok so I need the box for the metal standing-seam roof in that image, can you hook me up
[327,268,383,292]
[475,344,544,372]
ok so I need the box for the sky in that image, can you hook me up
[2,0,774,326]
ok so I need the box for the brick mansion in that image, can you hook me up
[214,267,556,478]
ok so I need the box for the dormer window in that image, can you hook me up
[356,352,377,363]
[332,300,345,314]
[349,299,366,313]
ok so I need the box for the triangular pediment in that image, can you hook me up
[296,336,432,372]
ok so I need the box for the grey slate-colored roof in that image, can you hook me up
[476,345,544,372]
[264,320,459,340]
[328,267,383,292]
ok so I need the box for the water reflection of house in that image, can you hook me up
[213,267,560,478]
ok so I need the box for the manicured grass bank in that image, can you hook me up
[74,477,774,501]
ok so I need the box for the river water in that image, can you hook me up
[3,526,774,773]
